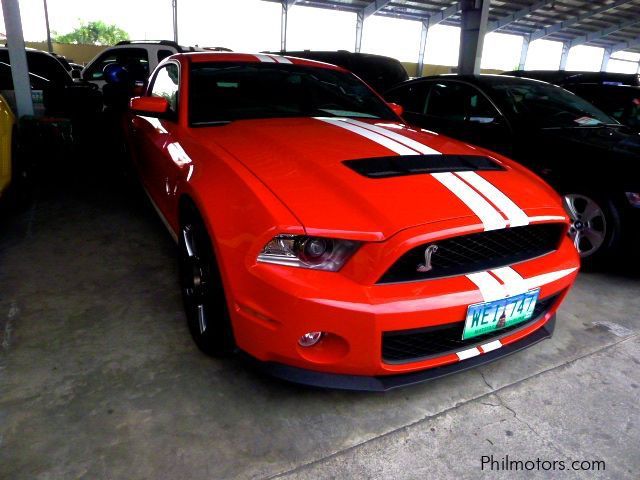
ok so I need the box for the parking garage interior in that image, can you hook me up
[2,1,640,479]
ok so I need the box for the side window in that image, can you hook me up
[386,83,430,114]
[150,63,179,115]
[426,82,499,123]
[85,48,149,80]
[157,49,174,63]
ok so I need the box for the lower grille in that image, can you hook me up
[382,293,560,363]
[378,223,565,284]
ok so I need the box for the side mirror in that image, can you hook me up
[387,102,404,117]
[130,96,169,116]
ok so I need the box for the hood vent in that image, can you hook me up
[343,155,505,179]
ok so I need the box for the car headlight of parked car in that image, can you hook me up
[626,192,640,208]
[258,235,360,271]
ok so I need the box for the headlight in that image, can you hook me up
[257,234,360,271]
[625,192,640,208]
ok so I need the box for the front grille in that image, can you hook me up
[382,293,560,363]
[378,223,565,284]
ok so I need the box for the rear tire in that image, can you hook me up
[179,206,236,356]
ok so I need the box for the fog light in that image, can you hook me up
[298,331,323,347]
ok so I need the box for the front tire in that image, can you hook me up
[179,209,235,356]
[563,193,621,266]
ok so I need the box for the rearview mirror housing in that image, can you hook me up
[130,96,170,117]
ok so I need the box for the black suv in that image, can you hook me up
[265,50,408,92]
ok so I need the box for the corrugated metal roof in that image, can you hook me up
[266,0,640,53]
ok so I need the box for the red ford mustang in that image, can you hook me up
[126,52,579,391]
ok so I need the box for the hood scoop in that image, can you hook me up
[343,155,505,179]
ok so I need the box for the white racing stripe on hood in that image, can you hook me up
[456,171,529,227]
[431,172,507,231]
[317,118,525,232]
[342,119,441,155]
[317,117,420,156]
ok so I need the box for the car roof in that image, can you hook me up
[177,52,347,71]
[392,73,554,89]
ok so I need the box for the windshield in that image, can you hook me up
[189,62,398,125]
[487,81,616,128]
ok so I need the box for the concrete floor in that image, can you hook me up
[1,165,639,480]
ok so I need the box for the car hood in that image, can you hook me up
[191,118,563,240]
[539,125,640,158]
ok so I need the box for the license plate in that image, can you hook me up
[463,289,540,340]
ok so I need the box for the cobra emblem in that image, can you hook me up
[417,244,438,273]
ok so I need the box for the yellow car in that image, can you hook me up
[0,93,16,199]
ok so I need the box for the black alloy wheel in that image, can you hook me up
[563,193,621,265]
[179,211,235,356]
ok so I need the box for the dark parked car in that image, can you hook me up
[0,47,101,118]
[503,70,640,132]
[565,84,640,132]
[503,69,640,87]
[264,50,408,92]
[385,74,640,263]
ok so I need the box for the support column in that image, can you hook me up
[172,0,178,43]
[355,12,364,53]
[559,42,570,70]
[518,36,529,70]
[1,0,34,117]
[458,0,490,75]
[43,0,53,53]
[281,1,289,52]
[416,20,429,77]
[600,48,611,72]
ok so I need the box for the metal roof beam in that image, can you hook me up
[426,2,461,27]
[610,34,640,52]
[530,0,636,42]
[363,0,392,19]
[286,0,301,6]
[487,0,556,33]
[568,16,640,47]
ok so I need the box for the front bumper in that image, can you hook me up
[227,220,578,380]
[241,315,555,392]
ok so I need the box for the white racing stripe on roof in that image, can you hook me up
[343,119,441,155]
[456,171,529,227]
[465,271,507,302]
[272,56,292,64]
[254,54,276,63]
[490,267,527,297]
[316,117,420,156]
[431,172,507,231]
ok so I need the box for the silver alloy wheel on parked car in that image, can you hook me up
[563,194,607,258]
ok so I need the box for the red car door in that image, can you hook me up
[131,62,183,222]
